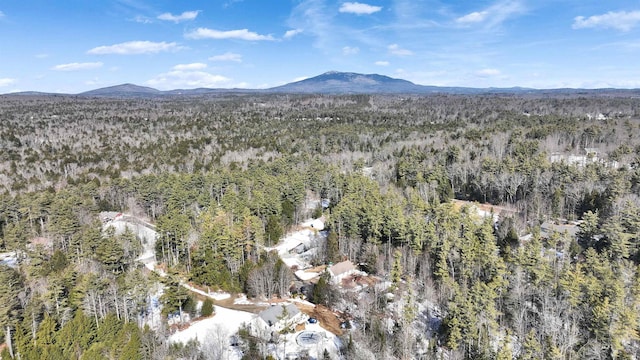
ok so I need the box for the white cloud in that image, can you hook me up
[342,46,359,55]
[0,11,5,18]
[223,0,244,8]
[475,68,501,77]
[35,53,49,59]
[209,52,243,62]
[339,2,382,15]
[455,1,525,28]
[52,62,104,71]
[573,11,640,32]
[87,41,181,55]
[284,29,304,39]
[456,11,489,24]
[388,44,413,56]
[133,15,153,24]
[157,10,200,23]
[375,60,389,66]
[146,70,231,89]
[0,78,16,87]
[173,63,207,71]
[185,28,274,41]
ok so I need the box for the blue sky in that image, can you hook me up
[1,0,640,93]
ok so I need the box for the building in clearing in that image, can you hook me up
[328,260,357,284]
[256,303,306,333]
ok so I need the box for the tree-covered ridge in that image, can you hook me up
[1,94,640,358]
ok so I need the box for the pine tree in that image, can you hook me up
[201,299,214,317]
[391,249,403,285]
[495,332,513,360]
[0,265,23,337]
[326,230,340,263]
[519,329,542,360]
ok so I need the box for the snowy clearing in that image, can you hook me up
[102,213,158,270]
[169,305,255,345]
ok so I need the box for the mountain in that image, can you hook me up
[80,83,162,97]
[269,71,430,94]
[7,71,640,98]
[3,91,66,97]
[269,71,481,94]
[77,72,484,97]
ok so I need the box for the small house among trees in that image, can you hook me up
[328,260,357,284]
[255,303,306,333]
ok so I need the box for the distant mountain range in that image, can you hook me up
[4,71,640,97]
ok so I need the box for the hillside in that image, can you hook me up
[80,83,162,97]
[6,71,640,98]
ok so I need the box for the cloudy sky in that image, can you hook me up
[1,0,640,93]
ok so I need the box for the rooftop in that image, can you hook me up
[258,303,300,326]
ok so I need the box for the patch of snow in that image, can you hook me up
[233,294,270,307]
[0,251,18,268]
[169,305,255,345]
[295,269,322,281]
[233,294,251,305]
[281,256,307,269]
[301,218,324,230]
[265,228,316,255]
[139,284,164,331]
[210,292,232,301]
[103,213,159,270]
[266,323,342,360]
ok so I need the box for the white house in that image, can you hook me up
[254,303,307,334]
[327,260,357,284]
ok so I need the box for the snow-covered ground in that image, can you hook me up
[169,305,256,360]
[269,322,342,360]
[301,218,324,231]
[210,292,232,301]
[102,214,158,270]
[168,300,342,359]
[233,294,270,307]
[0,251,18,268]
[265,217,327,280]
[295,269,323,281]
[264,218,324,254]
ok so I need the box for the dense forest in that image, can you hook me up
[1,92,640,359]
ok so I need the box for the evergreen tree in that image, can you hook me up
[0,265,23,338]
[201,299,214,317]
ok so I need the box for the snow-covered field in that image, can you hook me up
[265,218,324,254]
[265,217,327,279]
[233,294,270,307]
[168,303,342,359]
[169,306,256,360]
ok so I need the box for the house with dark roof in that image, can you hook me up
[540,220,580,239]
